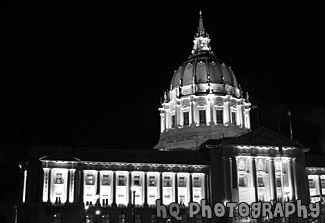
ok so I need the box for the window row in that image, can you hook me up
[42,169,205,207]
[237,158,293,203]
[308,175,325,203]
[169,107,241,128]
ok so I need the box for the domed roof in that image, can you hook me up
[171,53,239,89]
[170,11,242,98]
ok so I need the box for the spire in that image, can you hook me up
[191,10,213,57]
[197,10,205,37]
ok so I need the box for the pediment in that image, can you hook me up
[219,127,304,148]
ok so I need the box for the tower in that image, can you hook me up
[155,11,251,151]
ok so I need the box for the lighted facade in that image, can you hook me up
[16,11,322,223]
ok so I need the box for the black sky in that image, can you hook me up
[0,2,324,193]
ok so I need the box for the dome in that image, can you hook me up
[171,52,241,97]
[169,11,242,99]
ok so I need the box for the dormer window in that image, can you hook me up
[199,110,206,124]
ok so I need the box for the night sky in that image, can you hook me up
[1,2,323,194]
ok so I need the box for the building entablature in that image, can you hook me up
[38,160,209,173]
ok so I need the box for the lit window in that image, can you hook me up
[309,178,316,188]
[102,175,110,186]
[321,178,325,188]
[135,214,142,223]
[148,176,156,186]
[183,111,189,126]
[178,177,186,187]
[171,114,176,128]
[238,175,247,187]
[86,174,95,185]
[164,176,171,187]
[193,177,201,187]
[149,214,157,223]
[276,176,282,187]
[102,214,109,223]
[231,111,236,125]
[134,175,141,186]
[118,214,125,223]
[55,173,63,184]
[216,109,223,124]
[53,213,61,223]
[199,110,206,124]
[86,214,93,223]
[257,177,265,187]
[118,175,126,186]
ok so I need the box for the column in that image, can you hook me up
[269,158,277,201]
[112,171,116,207]
[251,158,258,201]
[189,173,193,202]
[144,172,148,206]
[42,168,50,202]
[288,158,295,201]
[66,170,70,203]
[160,113,165,133]
[175,174,178,203]
[210,99,215,124]
[48,169,52,203]
[129,172,132,206]
[80,170,84,204]
[159,173,163,204]
[207,98,211,124]
[292,158,298,200]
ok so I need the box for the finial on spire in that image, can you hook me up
[198,10,205,37]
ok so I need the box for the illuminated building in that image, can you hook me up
[16,12,321,223]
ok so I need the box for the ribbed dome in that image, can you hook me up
[169,12,242,99]
[171,53,239,90]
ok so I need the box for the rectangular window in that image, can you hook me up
[216,109,223,124]
[321,178,325,188]
[55,173,63,184]
[134,175,140,186]
[199,110,206,124]
[276,176,282,187]
[171,115,176,128]
[193,177,201,187]
[178,177,186,187]
[149,176,156,186]
[164,176,171,187]
[102,214,109,223]
[231,111,236,125]
[86,214,93,223]
[149,214,157,223]
[257,177,265,187]
[238,175,246,187]
[118,175,126,186]
[102,175,110,186]
[53,213,61,223]
[183,111,189,126]
[118,214,125,223]
[135,214,142,223]
[86,174,95,185]
[309,178,316,188]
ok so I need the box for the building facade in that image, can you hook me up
[16,12,323,223]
